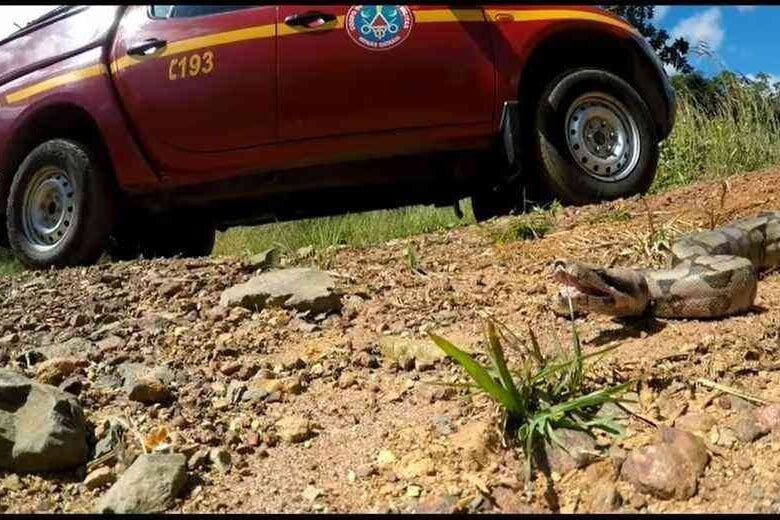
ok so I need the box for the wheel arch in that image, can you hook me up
[515,24,674,141]
[0,102,118,245]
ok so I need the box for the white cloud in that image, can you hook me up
[654,6,671,22]
[671,7,725,52]
[0,6,57,40]
[736,6,758,12]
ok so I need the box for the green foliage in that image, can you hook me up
[602,5,692,73]
[213,200,475,258]
[430,316,630,487]
[0,249,22,277]
[655,74,780,192]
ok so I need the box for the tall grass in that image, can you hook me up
[654,77,780,192]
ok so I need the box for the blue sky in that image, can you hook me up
[654,5,779,81]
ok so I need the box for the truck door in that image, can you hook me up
[109,5,277,172]
[277,5,495,141]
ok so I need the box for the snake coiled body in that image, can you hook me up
[554,211,780,319]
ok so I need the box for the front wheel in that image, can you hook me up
[529,68,659,205]
[6,139,114,269]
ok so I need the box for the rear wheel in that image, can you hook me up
[529,68,658,205]
[6,139,114,269]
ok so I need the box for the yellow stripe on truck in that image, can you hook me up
[4,9,636,105]
[485,9,637,34]
[5,63,107,104]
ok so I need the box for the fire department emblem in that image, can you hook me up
[346,5,414,51]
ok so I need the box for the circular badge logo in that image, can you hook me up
[346,5,414,51]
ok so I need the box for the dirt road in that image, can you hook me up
[3,167,780,513]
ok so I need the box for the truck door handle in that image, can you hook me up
[284,11,336,28]
[127,38,168,56]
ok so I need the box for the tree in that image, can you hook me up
[602,5,692,74]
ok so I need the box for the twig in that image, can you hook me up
[696,378,776,405]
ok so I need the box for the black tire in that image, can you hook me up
[108,211,215,260]
[6,139,114,269]
[528,68,658,205]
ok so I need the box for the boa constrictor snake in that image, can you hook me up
[553,211,780,319]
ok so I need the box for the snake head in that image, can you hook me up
[552,259,650,317]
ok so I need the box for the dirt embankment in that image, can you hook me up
[3,167,780,513]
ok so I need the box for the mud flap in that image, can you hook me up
[500,100,520,167]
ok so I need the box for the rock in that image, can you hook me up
[621,427,709,500]
[717,395,754,412]
[415,493,458,513]
[219,268,342,314]
[542,428,599,474]
[248,376,302,397]
[34,337,94,362]
[127,377,172,404]
[302,484,322,502]
[376,449,397,468]
[70,313,89,327]
[205,306,228,322]
[0,333,18,348]
[187,449,209,470]
[406,484,422,498]
[0,368,88,472]
[84,467,116,490]
[396,452,436,479]
[159,281,183,298]
[656,426,709,475]
[732,412,768,442]
[588,483,622,512]
[209,448,232,474]
[34,357,88,386]
[378,336,447,366]
[120,364,175,404]
[3,474,22,491]
[337,372,357,389]
[59,375,86,396]
[674,413,716,435]
[96,453,187,514]
[247,248,279,271]
[275,416,316,443]
[96,335,125,353]
[755,404,780,432]
[449,421,499,468]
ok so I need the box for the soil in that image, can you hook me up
[3,167,780,513]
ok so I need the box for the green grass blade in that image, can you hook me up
[429,332,522,415]
[486,320,525,414]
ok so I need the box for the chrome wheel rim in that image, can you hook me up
[565,92,641,182]
[21,166,77,252]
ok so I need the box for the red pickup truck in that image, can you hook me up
[0,5,675,269]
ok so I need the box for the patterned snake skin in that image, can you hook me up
[553,211,780,319]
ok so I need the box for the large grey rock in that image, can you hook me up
[96,453,187,513]
[219,268,341,314]
[0,368,88,472]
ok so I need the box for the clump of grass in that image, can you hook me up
[586,206,632,225]
[0,249,22,277]
[486,202,561,244]
[429,315,630,489]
